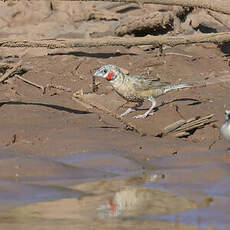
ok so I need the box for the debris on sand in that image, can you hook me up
[157,114,216,137]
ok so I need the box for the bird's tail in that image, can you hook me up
[164,83,191,94]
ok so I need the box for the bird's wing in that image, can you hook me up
[129,75,169,91]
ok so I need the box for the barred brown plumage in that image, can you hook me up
[94,64,191,118]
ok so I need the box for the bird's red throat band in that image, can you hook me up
[106,71,114,81]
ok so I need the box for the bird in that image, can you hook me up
[220,109,230,151]
[94,64,191,118]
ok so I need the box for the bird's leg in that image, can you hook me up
[120,102,143,117]
[134,97,156,119]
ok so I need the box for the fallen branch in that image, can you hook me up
[62,0,230,16]
[1,32,230,49]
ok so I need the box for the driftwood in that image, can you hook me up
[207,10,230,30]
[115,6,193,36]
[1,0,230,16]
[115,11,174,36]
[157,114,215,137]
[61,0,230,16]
[1,32,230,49]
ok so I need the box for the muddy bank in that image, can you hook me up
[0,1,230,230]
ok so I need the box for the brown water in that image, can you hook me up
[0,148,229,230]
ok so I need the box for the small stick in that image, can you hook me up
[16,75,45,91]
[75,61,82,72]
[164,52,194,59]
[0,60,22,83]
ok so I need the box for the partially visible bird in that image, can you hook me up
[221,109,230,151]
[94,64,191,118]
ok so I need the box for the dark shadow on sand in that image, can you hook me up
[0,101,91,115]
[48,51,137,59]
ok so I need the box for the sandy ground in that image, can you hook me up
[0,1,230,230]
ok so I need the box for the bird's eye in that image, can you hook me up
[103,69,107,74]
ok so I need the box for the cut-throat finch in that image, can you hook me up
[94,64,191,119]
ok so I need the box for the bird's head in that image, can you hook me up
[94,64,121,81]
[225,109,230,120]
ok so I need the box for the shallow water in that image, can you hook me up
[140,149,230,229]
[0,148,229,229]
[0,180,84,210]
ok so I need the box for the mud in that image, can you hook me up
[0,1,230,230]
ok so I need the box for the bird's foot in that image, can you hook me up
[134,114,148,119]
[120,107,136,117]
[134,112,154,119]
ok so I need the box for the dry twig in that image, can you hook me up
[16,75,45,91]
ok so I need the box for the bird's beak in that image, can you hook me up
[93,69,104,78]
